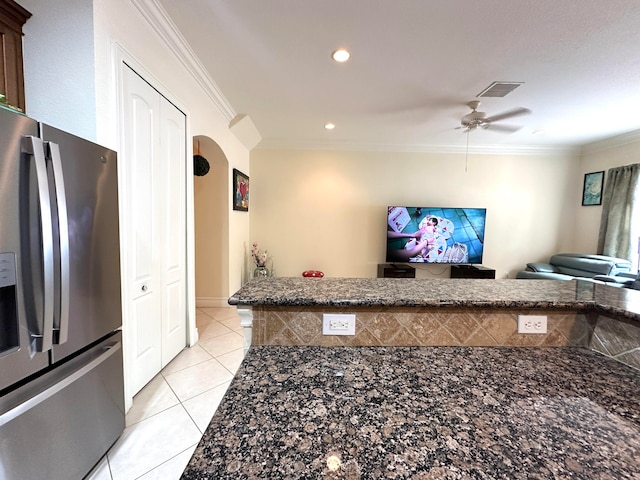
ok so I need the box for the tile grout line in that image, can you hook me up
[102,307,242,480]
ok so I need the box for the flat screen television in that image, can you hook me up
[386,206,487,264]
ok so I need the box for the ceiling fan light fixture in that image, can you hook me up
[458,100,531,133]
[331,48,350,62]
[461,103,488,128]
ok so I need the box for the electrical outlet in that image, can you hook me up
[517,315,548,334]
[330,319,350,330]
[322,314,356,336]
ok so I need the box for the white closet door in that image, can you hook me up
[123,66,162,394]
[159,96,187,366]
[122,65,187,395]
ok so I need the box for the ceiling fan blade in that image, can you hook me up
[482,123,522,133]
[484,107,531,123]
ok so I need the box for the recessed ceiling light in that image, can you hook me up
[331,49,350,62]
[324,122,335,130]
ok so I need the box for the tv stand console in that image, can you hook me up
[377,264,416,278]
[450,265,496,279]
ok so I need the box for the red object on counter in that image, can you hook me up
[302,270,324,278]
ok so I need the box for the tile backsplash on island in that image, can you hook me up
[252,307,594,347]
[251,306,640,371]
[231,278,640,373]
[591,315,640,370]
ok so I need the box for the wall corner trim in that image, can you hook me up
[230,114,262,150]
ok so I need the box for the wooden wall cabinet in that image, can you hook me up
[0,0,31,112]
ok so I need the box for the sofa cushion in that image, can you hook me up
[550,253,632,277]
[592,274,635,286]
[525,262,557,273]
[516,270,574,280]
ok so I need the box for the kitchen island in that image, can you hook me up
[182,278,640,478]
[227,277,640,317]
[229,278,640,363]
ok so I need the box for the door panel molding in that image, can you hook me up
[121,62,187,398]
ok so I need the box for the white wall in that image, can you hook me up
[21,0,97,141]
[21,0,250,296]
[91,0,250,295]
[194,137,230,306]
[574,134,640,254]
[250,149,580,279]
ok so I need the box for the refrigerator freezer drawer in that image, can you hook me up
[0,331,124,479]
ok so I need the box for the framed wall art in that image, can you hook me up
[582,171,604,206]
[233,168,249,211]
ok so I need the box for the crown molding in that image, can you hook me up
[580,128,640,154]
[128,0,636,158]
[256,138,580,156]
[129,0,236,122]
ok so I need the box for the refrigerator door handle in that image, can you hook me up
[0,339,122,428]
[47,142,70,345]
[22,136,54,353]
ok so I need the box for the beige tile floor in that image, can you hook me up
[87,307,244,480]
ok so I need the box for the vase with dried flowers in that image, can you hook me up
[251,241,270,278]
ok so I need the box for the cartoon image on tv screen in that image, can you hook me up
[387,207,486,263]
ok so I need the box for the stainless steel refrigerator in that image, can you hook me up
[0,106,124,479]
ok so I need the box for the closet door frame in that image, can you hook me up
[115,47,197,411]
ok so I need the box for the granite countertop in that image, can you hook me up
[228,277,640,322]
[182,345,640,479]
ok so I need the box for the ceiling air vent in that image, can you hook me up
[477,82,524,98]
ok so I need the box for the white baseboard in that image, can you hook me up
[196,297,231,308]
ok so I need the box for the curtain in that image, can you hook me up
[597,163,640,268]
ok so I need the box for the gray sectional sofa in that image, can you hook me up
[515,253,635,285]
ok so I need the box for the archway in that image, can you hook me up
[193,136,230,306]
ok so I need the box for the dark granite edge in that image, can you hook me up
[229,296,624,318]
[593,303,640,322]
[227,278,640,324]
[229,296,594,310]
[229,298,639,321]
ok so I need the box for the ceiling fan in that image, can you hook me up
[459,100,531,133]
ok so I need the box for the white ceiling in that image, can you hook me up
[156,0,640,152]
